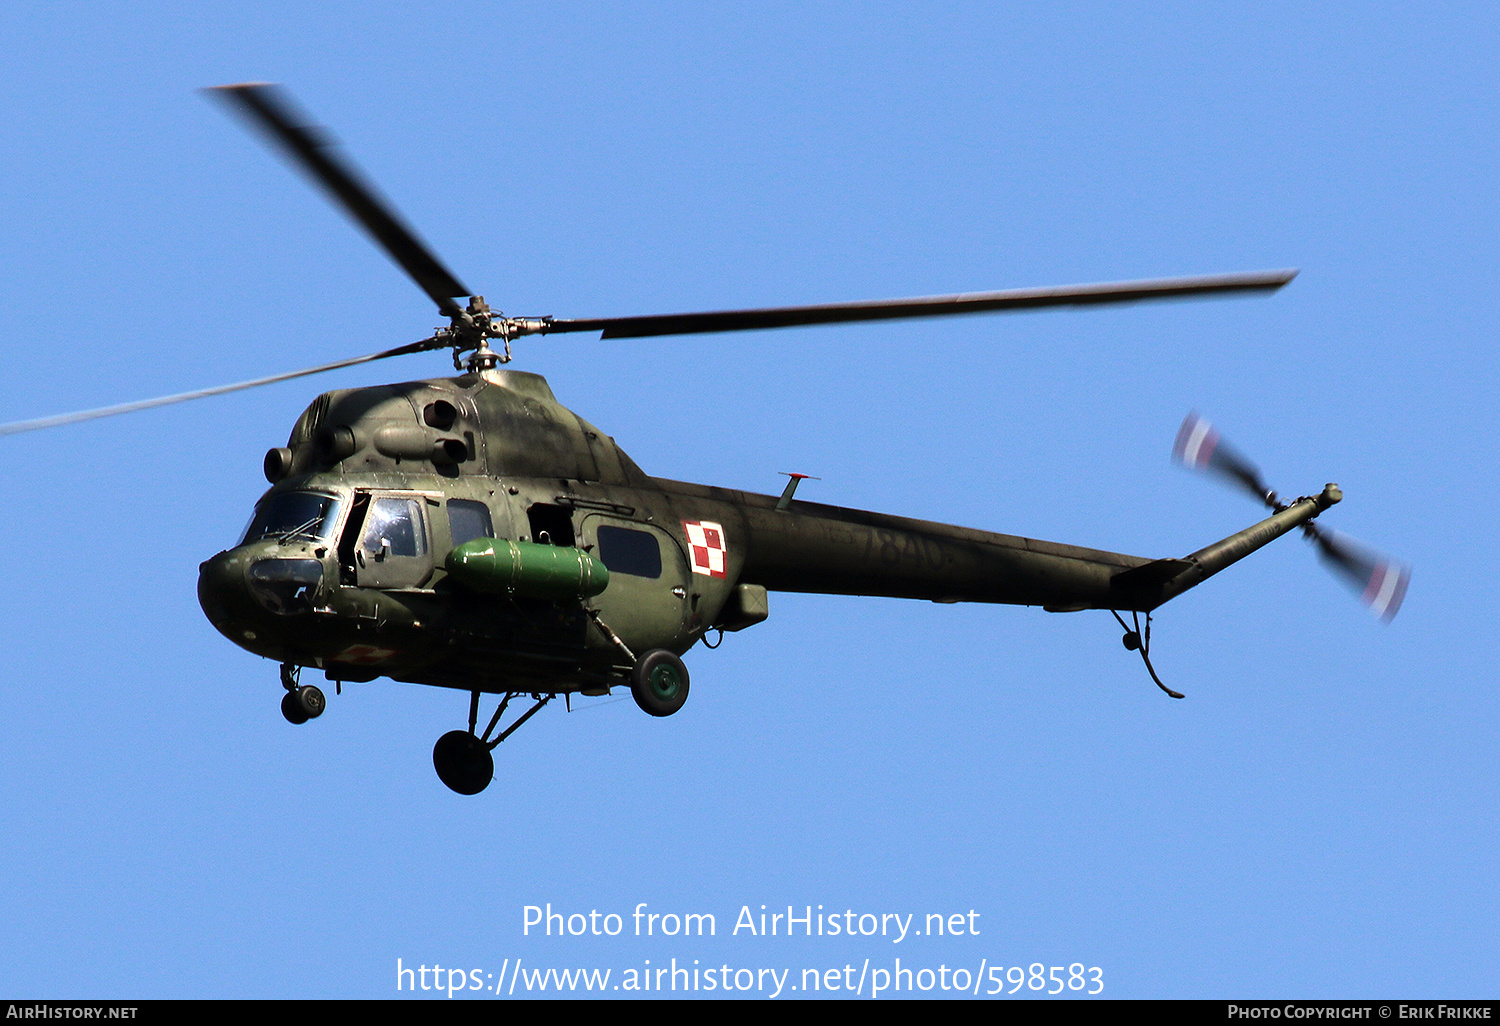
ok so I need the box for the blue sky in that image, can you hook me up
[0,2,1494,999]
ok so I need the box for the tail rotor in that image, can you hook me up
[1172,411,1410,621]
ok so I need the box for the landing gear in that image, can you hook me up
[585,612,691,718]
[433,689,555,795]
[432,730,495,795]
[280,688,326,723]
[630,649,690,717]
[278,663,326,723]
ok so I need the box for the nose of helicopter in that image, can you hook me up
[198,543,339,665]
[198,548,258,647]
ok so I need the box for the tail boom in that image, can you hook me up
[655,478,1341,615]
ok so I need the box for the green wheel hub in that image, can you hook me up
[630,650,690,717]
[648,663,682,701]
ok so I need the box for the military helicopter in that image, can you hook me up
[1,84,1409,794]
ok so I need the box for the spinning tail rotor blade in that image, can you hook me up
[1172,411,1272,504]
[1173,411,1410,622]
[1307,526,1411,622]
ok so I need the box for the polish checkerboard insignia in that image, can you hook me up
[683,520,727,578]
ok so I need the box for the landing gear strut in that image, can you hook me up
[433,689,554,795]
[586,612,692,718]
[279,663,326,724]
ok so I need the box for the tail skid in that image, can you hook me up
[1105,483,1342,700]
[1111,609,1184,699]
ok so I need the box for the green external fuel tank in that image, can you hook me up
[445,537,610,601]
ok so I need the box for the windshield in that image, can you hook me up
[240,491,345,545]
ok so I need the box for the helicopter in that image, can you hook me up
[1,84,1409,795]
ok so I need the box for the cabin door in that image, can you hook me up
[340,491,437,590]
[579,515,691,654]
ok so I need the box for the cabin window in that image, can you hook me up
[597,525,662,579]
[448,499,493,548]
[241,491,343,545]
[527,504,576,547]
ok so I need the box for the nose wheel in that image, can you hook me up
[279,663,326,724]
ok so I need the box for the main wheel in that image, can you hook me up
[630,650,690,717]
[432,730,495,795]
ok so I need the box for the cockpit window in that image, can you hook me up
[241,491,344,545]
[361,496,427,558]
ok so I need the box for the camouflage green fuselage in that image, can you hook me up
[197,368,1169,695]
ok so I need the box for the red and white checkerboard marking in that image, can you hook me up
[683,520,727,578]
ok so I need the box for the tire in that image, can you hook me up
[281,690,310,725]
[432,730,495,795]
[630,650,690,717]
[296,685,326,719]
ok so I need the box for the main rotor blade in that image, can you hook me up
[207,83,470,318]
[0,339,439,437]
[1172,410,1273,504]
[1308,526,1411,622]
[540,269,1297,339]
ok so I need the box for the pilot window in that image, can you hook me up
[361,496,427,558]
[597,525,662,579]
[448,499,494,548]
